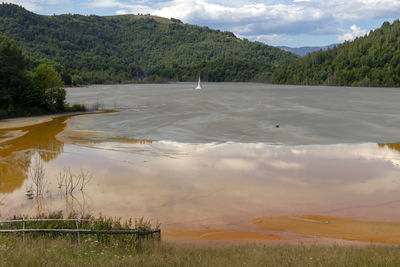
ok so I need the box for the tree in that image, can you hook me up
[0,34,29,114]
[33,64,66,111]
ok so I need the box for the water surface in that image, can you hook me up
[66,83,400,144]
[1,83,400,242]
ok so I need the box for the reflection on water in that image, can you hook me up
[0,116,67,193]
[379,143,400,154]
[1,116,400,233]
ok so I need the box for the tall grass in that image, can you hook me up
[0,212,160,246]
[1,213,399,266]
[0,236,399,266]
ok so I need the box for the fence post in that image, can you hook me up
[76,220,80,245]
[22,216,25,242]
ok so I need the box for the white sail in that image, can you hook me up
[195,76,202,90]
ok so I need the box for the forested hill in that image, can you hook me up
[273,20,400,87]
[0,3,298,85]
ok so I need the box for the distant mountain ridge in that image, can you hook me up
[277,44,338,56]
[274,20,400,87]
[0,3,298,84]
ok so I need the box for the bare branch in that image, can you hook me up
[29,154,47,197]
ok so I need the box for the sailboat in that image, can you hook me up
[195,76,203,90]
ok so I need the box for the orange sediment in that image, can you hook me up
[0,116,68,193]
[163,229,284,242]
[0,111,113,193]
[252,215,400,244]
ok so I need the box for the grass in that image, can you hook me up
[64,103,87,112]
[1,213,399,266]
[0,235,399,266]
[0,212,160,247]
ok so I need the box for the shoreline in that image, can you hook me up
[0,110,115,132]
[0,114,58,130]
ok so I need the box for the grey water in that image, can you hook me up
[66,83,400,145]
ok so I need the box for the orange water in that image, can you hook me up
[1,116,400,243]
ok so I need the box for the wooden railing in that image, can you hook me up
[0,218,161,243]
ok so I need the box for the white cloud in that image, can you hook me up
[338,24,367,42]
[6,0,40,10]
[87,0,399,37]
[10,0,400,45]
[92,0,120,8]
[235,32,293,45]
[90,0,333,36]
[156,1,327,30]
[115,9,128,15]
[6,0,72,12]
[245,34,293,45]
[268,160,304,170]
[329,0,400,20]
[90,0,157,14]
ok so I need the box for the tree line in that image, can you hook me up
[273,20,400,87]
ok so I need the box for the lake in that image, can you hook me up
[65,83,400,144]
[1,83,400,243]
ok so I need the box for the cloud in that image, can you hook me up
[242,33,293,44]
[337,24,367,42]
[329,0,400,20]
[90,0,157,14]
[11,0,400,45]
[91,0,120,8]
[6,0,73,12]
[156,1,331,35]
[89,0,334,36]
[6,0,40,10]
[267,160,304,170]
[87,0,399,41]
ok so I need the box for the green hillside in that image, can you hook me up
[273,20,400,87]
[0,3,297,85]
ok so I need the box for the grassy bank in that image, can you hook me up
[0,235,399,266]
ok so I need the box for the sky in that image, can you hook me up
[5,0,400,47]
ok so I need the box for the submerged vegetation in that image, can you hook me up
[0,3,297,85]
[274,20,400,87]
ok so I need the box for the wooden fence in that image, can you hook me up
[0,218,161,243]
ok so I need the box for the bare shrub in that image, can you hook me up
[78,169,92,191]
[29,154,48,198]
[56,167,92,195]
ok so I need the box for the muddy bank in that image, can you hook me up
[0,115,55,130]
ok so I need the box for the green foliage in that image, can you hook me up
[0,34,30,113]
[64,103,87,112]
[274,20,400,87]
[0,34,67,118]
[33,64,66,111]
[0,3,298,84]
[0,212,159,245]
[1,212,157,232]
